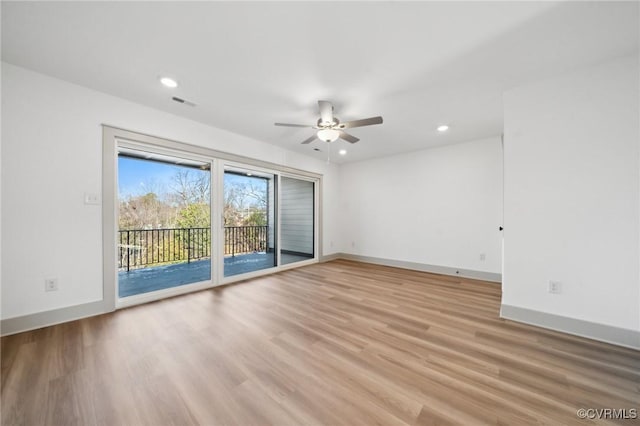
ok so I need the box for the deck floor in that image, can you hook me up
[118,252,311,297]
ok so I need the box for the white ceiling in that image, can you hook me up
[2,1,638,163]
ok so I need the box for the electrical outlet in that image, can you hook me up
[548,281,562,294]
[479,253,486,261]
[45,278,58,292]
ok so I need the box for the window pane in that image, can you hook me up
[280,176,314,265]
[117,152,211,297]
[223,167,276,277]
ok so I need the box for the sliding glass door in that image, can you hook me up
[109,128,320,308]
[223,166,277,277]
[280,176,315,265]
[117,148,212,299]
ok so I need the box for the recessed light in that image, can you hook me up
[160,77,178,88]
[437,125,449,132]
[247,173,253,176]
[339,149,347,155]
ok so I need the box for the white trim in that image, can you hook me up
[279,174,320,265]
[320,253,342,262]
[213,158,224,287]
[278,257,318,271]
[501,304,640,350]
[314,178,320,260]
[102,127,118,312]
[104,125,322,180]
[117,139,213,165]
[210,158,218,290]
[115,279,216,309]
[1,301,105,337]
[337,253,502,283]
[276,173,282,267]
[316,177,323,260]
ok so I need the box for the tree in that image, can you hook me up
[119,192,177,230]
[171,169,210,206]
[245,210,267,226]
[223,180,267,226]
[119,170,272,230]
[176,203,210,228]
[170,168,211,229]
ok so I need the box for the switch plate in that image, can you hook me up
[84,193,100,205]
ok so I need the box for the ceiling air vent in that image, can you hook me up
[171,96,196,107]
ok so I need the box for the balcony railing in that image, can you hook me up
[224,225,268,257]
[118,226,268,271]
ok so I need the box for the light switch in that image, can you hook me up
[84,193,100,205]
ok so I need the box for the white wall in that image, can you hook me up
[503,55,639,332]
[1,63,340,320]
[339,137,503,275]
[0,59,3,322]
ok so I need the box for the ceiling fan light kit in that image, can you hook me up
[317,128,340,142]
[275,100,383,146]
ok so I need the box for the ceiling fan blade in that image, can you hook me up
[338,116,383,129]
[301,134,317,144]
[318,100,334,125]
[275,122,312,128]
[339,131,360,144]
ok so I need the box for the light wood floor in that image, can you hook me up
[2,260,639,425]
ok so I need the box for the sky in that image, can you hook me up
[118,156,266,203]
[118,156,187,199]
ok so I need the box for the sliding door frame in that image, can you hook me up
[103,125,322,310]
[113,140,215,309]
[277,172,320,272]
[219,161,279,284]
[218,161,321,285]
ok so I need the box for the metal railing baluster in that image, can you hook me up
[118,226,268,271]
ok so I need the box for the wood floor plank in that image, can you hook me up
[2,259,638,425]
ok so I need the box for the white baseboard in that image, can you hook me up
[1,300,109,337]
[501,304,640,350]
[332,252,502,283]
[319,253,342,262]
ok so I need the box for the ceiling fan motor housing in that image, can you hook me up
[275,100,383,145]
[317,117,340,129]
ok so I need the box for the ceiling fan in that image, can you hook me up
[275,100,383,144]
